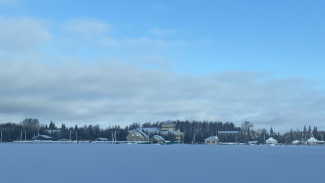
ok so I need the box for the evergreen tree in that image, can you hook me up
[49,121,57,130]
[303,126,307,140]
[270,127,274,137]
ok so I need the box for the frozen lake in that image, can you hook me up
[0,144,324,183]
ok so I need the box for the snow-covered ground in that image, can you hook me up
[0,144,324,183]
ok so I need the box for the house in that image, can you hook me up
[32,135,52,141]
[150,135,165,144]
[161,122,184,143]
[265,137,278,145]
[162,130,184,143]
[126,122,185,143]
[307,137,324,145]
[205,136,219,144]
[162,121,176,132]
[126,130,148,141]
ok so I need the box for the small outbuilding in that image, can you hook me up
[292,140,300,145]
[265,137,278,145]
[32,135,52,141]
[95,137,109,141]
[205,136,219,144]
[150,135,165,144]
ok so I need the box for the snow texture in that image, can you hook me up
[0,144,324,183]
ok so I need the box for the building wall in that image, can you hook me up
[162,124,176,131]
[205,140,218,144]
[175,134,184,143]
[151,139,165,144]
[126,132,146,141]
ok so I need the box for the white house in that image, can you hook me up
[265,137,278,145]
[307,137,324,145]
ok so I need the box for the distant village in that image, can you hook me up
[0,119,324,145]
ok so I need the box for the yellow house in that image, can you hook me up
[205,136,219,144]
[162,122,176,132]
[126,130,148,141]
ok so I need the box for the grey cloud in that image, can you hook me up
[0,60,324,131]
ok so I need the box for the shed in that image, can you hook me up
[292,140,300,145]
[205,136,219,144]
[96,138,108,141]
[150,135,165,144]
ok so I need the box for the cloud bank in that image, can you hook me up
[0,60,324,130]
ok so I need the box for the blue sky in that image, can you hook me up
[2,0,324,78]
[0,0,324,130]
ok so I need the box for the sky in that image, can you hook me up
[0,0,324,131]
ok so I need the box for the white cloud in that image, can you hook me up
[148,28,174,37]
[0,0,17,5]
[98,37,186,56]
[63,18,111,39]
[0,17,51,53]
[0,60,324,131]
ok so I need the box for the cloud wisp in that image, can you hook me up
[63,18,111,39]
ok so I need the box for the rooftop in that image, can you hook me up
[218,131,241,134]
[151,135,165,141]
[205,136,219,141]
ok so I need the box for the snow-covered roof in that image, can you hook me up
[266,137,277,142]
[307,137,319,142]
[162,121,175,125]
[139,131,148,138]
[151,135,165,141]
[267,137,277,141]
[136,127,161,133]
[218,131,241,134]
[205,136,219,141]
[96,138,108,141]
[129,130,148,139]
[33,135,52,139]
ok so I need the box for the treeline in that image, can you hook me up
[0,119,129,142]
[0,118,324,144]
